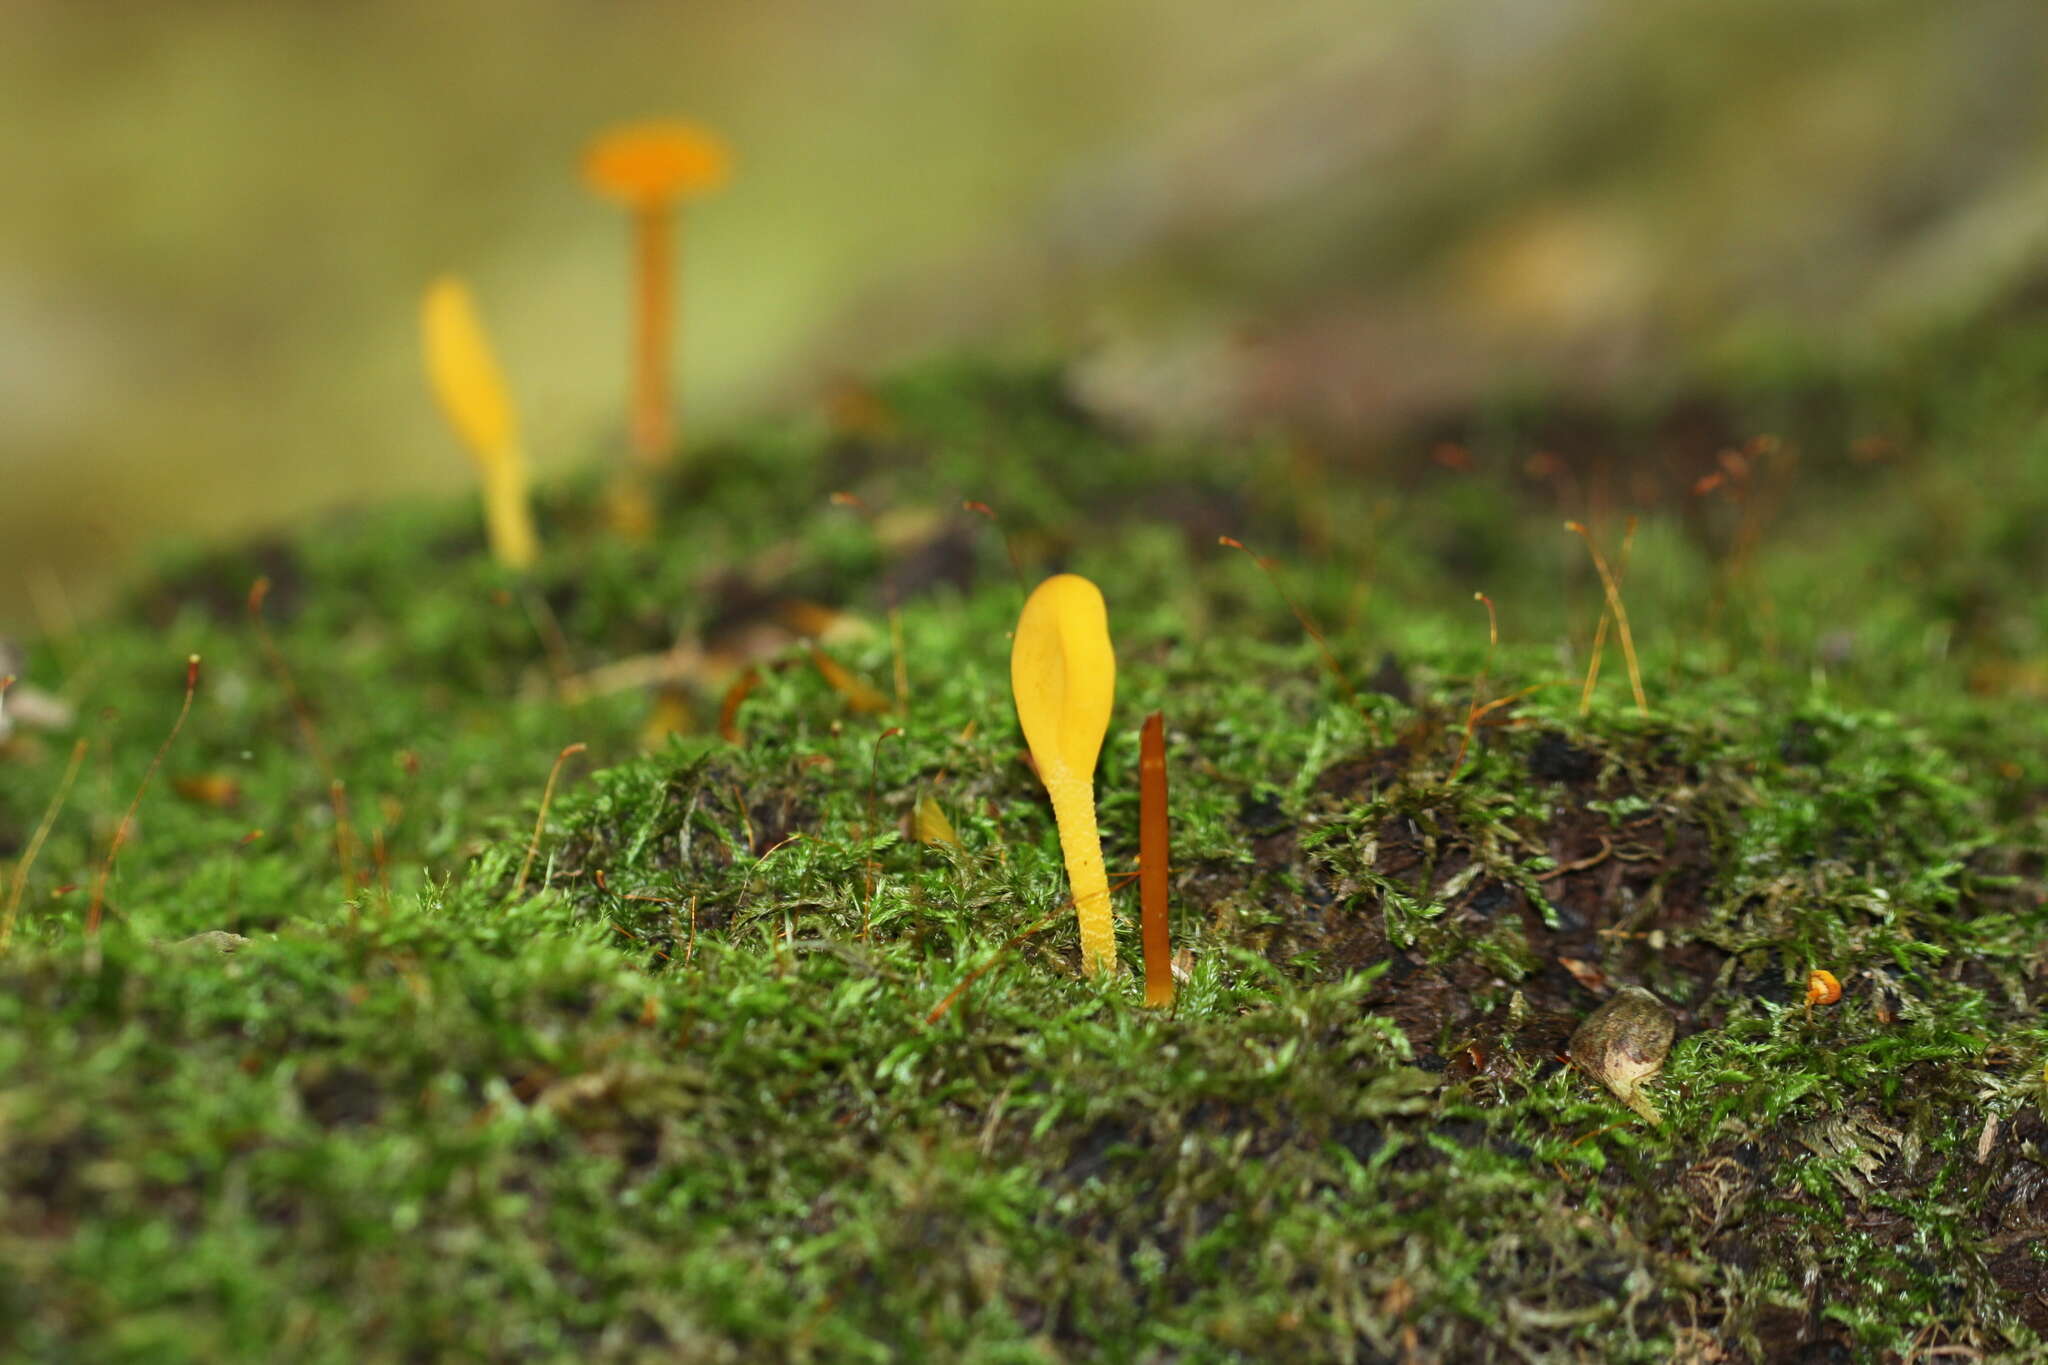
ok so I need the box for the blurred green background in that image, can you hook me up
[5,0,2048,630]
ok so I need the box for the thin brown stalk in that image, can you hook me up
[925,870,1142,1025]
[1,737,89,952]
[87,655,200,937]
[521,587,578,689]
[1448,593,1499,780]
[926,915,1059,1026]
[514,742,587,899]
[1565,521,1647,715]
[1218,537,1364,720]
[1577,518,1637,714]
[962,500,1029,598]
[1139,711,1172,1008]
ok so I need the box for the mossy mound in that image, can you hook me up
[2,337,2047,1361]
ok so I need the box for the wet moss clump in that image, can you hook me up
[2,330,2047,1361]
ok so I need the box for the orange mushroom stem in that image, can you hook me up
[632,200,676,460]
[583,120,731,470]
[1011,575,1118,976]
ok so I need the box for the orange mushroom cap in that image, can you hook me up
[583,120,732,205]
[1804,969,1842,1007]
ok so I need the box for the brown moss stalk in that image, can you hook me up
[1139,710,1172,1008]
[1566,520,1647,715]
[87,654,200,939]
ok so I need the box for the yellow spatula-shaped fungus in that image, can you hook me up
[420,277,538,570]
[1011,574,1117,976]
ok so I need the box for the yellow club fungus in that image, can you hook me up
[582,119,731,468]
[1011,574,1117,976]
[420,277,538,570]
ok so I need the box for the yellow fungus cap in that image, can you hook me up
[583,120,732,206]
[1011,575,1116,790]
[421,276,520,468]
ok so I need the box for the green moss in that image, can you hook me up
[2,340,2046,1360]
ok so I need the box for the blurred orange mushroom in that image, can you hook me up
[583,119,731,469]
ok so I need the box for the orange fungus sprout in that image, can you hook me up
[582,120,731,469]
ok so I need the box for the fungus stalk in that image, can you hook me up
[1047,769,1114,975]
[631,199,676,462]
[1011,575,1118,976]
[583,120,730,470]
[421,277,538,570]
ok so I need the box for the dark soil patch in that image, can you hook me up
[1979,1107,2048,1331]
[1213,732,1728,1067]
[138,536,307,627]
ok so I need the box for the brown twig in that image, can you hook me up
[1536,837,1614,882]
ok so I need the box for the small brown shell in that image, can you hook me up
[1568,986,1676,1123]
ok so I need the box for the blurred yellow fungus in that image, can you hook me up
[810,648,892,714]
[171,773,242,809]
[1011,574,1117,976]
[420,277,538,570]
[914,791,961,847]
[582,119,731,469]
[640,688,697,748]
